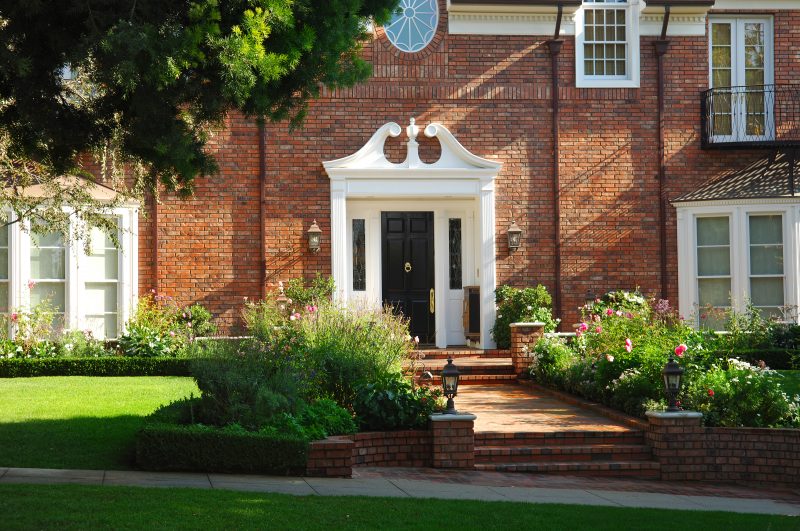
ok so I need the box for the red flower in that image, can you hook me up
[707,389,715,397]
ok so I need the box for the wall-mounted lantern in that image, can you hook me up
[507,220,522,251]
[308,219,322,252]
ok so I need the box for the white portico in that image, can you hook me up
[322,119,501,349]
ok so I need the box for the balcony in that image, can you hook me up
[701,84,800,149]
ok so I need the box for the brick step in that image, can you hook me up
[406,360,515,376]
[475,430,646,447]
[475,444,653,464]
[474,460,661,478]
[428,374,518,385]
[415,349,511,360]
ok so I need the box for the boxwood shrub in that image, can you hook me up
[0,357,190,377]
[136,422,308,474]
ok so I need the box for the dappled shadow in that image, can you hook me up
[0,416,148,470]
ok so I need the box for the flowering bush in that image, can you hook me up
[119,293,216,357]
[491,285,559,349]
[529,292,800,427]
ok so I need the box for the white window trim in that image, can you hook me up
[575,0,641,89]
[5,207,138,339]
[707,16,774,144]
[677,202,800,326]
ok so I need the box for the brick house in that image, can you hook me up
[4,0,799,347]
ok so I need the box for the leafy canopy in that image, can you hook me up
[0,0,397,236]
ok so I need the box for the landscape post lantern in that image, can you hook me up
[441,357,460,415]
[507,220,522,251]
[662,356,684,412]
[307,219,322,252]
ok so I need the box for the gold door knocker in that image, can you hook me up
[404,262,412,273]
[429,288,435,314]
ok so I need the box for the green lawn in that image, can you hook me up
[0,376,197,469]
[1,485,796,531]
[776,370,800,397]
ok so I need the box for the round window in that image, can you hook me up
[384,0,438,53]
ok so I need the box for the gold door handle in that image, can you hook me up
[404,262,412,273]
[429,288,435,314]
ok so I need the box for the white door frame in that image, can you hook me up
[323,120,502,348]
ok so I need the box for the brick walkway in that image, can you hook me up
[456,383,632,433]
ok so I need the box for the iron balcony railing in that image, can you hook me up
[701,84,800,149]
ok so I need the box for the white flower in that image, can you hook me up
[64,343,74,352]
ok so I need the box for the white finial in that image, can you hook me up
[406,117,419,142]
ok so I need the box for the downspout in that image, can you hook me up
[549,4,564,326]
[258,119,268,300]
[151,188,160,293]
[655,5,671,301]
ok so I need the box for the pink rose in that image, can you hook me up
[595,326,602,334]
[624,338,632,353]
[10,313,18,322]
[707,389,715,397]
[616,310,623,317]
[27,280,36,290]
[674,344,687,357]
[626,312,633,319]
[578,322,589,332]
[606,309,613,316]
[576,331,582,338]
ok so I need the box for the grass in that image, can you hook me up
[0,376,197,470]
[776,370,800,397]
[0,484,797,531]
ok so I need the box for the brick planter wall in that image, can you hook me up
[430,413,477,469]
[646,411,800,486]
[510,322,545,376]
[352,431,432,467]
[306,436,354,478]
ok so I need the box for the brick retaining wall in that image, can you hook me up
[352,431,432,467]
[646,412,800,487]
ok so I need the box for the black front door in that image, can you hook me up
[382,212,435,344]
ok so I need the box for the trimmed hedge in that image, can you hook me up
[136,422,309,474]
[0,357,190,378]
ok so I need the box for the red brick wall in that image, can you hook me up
[646,413,800,487]
[143,3,800,332]
[352,431,432,467]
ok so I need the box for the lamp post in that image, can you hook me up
[662,355,684,412]
[441,357,460,415]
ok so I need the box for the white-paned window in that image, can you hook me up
[576,0,640,88]
[30,230,67,328]
[696,216,731,328]
[84,222,120,339]
[0,225,9,316]
[748,214,784,318]
[708,17,774,142]
[677,205,796,329]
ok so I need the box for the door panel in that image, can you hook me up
[382,212,435,343]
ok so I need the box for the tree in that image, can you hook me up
[0,0,397,236]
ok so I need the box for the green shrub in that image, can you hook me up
[137,402,308,474]
[0,357,190,377]
[283,274,335,308]
[188,339,301,430]
[353,375,443,431]
[261,399,358,441]
[59,330,111,358]
[491,285,558,349]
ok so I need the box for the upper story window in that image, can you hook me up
[575,0,640,88]
[708,17,774,143]
[384,0,438,53]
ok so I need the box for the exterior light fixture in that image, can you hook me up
[507,220,522,251]
[307,219,322,252]
[441,357,461,415]
[662,356,684,412]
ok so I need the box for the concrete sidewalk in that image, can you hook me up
[1,466,799,516]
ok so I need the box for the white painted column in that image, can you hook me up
[479,179,497,349]
[434,210,447,348]
[675,209,693,322]
[330,180,348,302]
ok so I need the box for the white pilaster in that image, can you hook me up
[434,211,447,348]
[330,180,348,302]
[479,178,497,349]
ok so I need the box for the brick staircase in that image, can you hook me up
[409,348,516,385]
[474,430,660,478]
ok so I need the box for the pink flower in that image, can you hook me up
[624,338,633,353]
[414,336,420,345]
[289,312,301,321]
[626,312,633,319]
[674,344,687,357]
[606,354,614,362]
[616,310,623,317]
[578,322,589,332]
[169,331,176,337]
[306,305,317,313]
[606,309,613,316]
[708,389,715,397]
[595,326,602,334]
[10,313,18,323]
[576,330,582,338]
[27,280,36,290]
